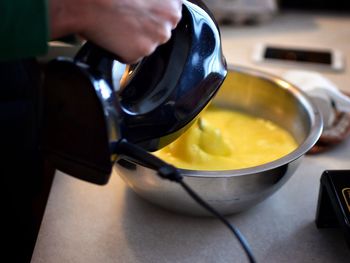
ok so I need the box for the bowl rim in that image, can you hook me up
[176,64,323,178]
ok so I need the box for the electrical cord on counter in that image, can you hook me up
[114,139,257,263]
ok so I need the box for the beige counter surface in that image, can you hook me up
[32,12,350,263]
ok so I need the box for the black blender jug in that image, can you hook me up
[41,0,227,185]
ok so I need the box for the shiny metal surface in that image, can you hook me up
[114,65,323,216]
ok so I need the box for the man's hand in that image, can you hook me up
[49,0,183,63]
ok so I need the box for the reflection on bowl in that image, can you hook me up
[114,65,323,216]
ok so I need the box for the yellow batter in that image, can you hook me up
[153,106,298,170]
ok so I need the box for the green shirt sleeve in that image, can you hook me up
[0,0,49,61]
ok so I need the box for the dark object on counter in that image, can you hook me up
[316,170,350,249]
[41,0,226,185]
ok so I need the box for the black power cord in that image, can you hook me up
[114,139,257,263]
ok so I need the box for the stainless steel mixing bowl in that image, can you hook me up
[114,65,323,216]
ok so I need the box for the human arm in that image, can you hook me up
[0,0,182,63]
[50,0,183,63]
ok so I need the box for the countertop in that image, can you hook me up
[32,11,350,263]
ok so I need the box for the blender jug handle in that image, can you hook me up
[41,49,121,185]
